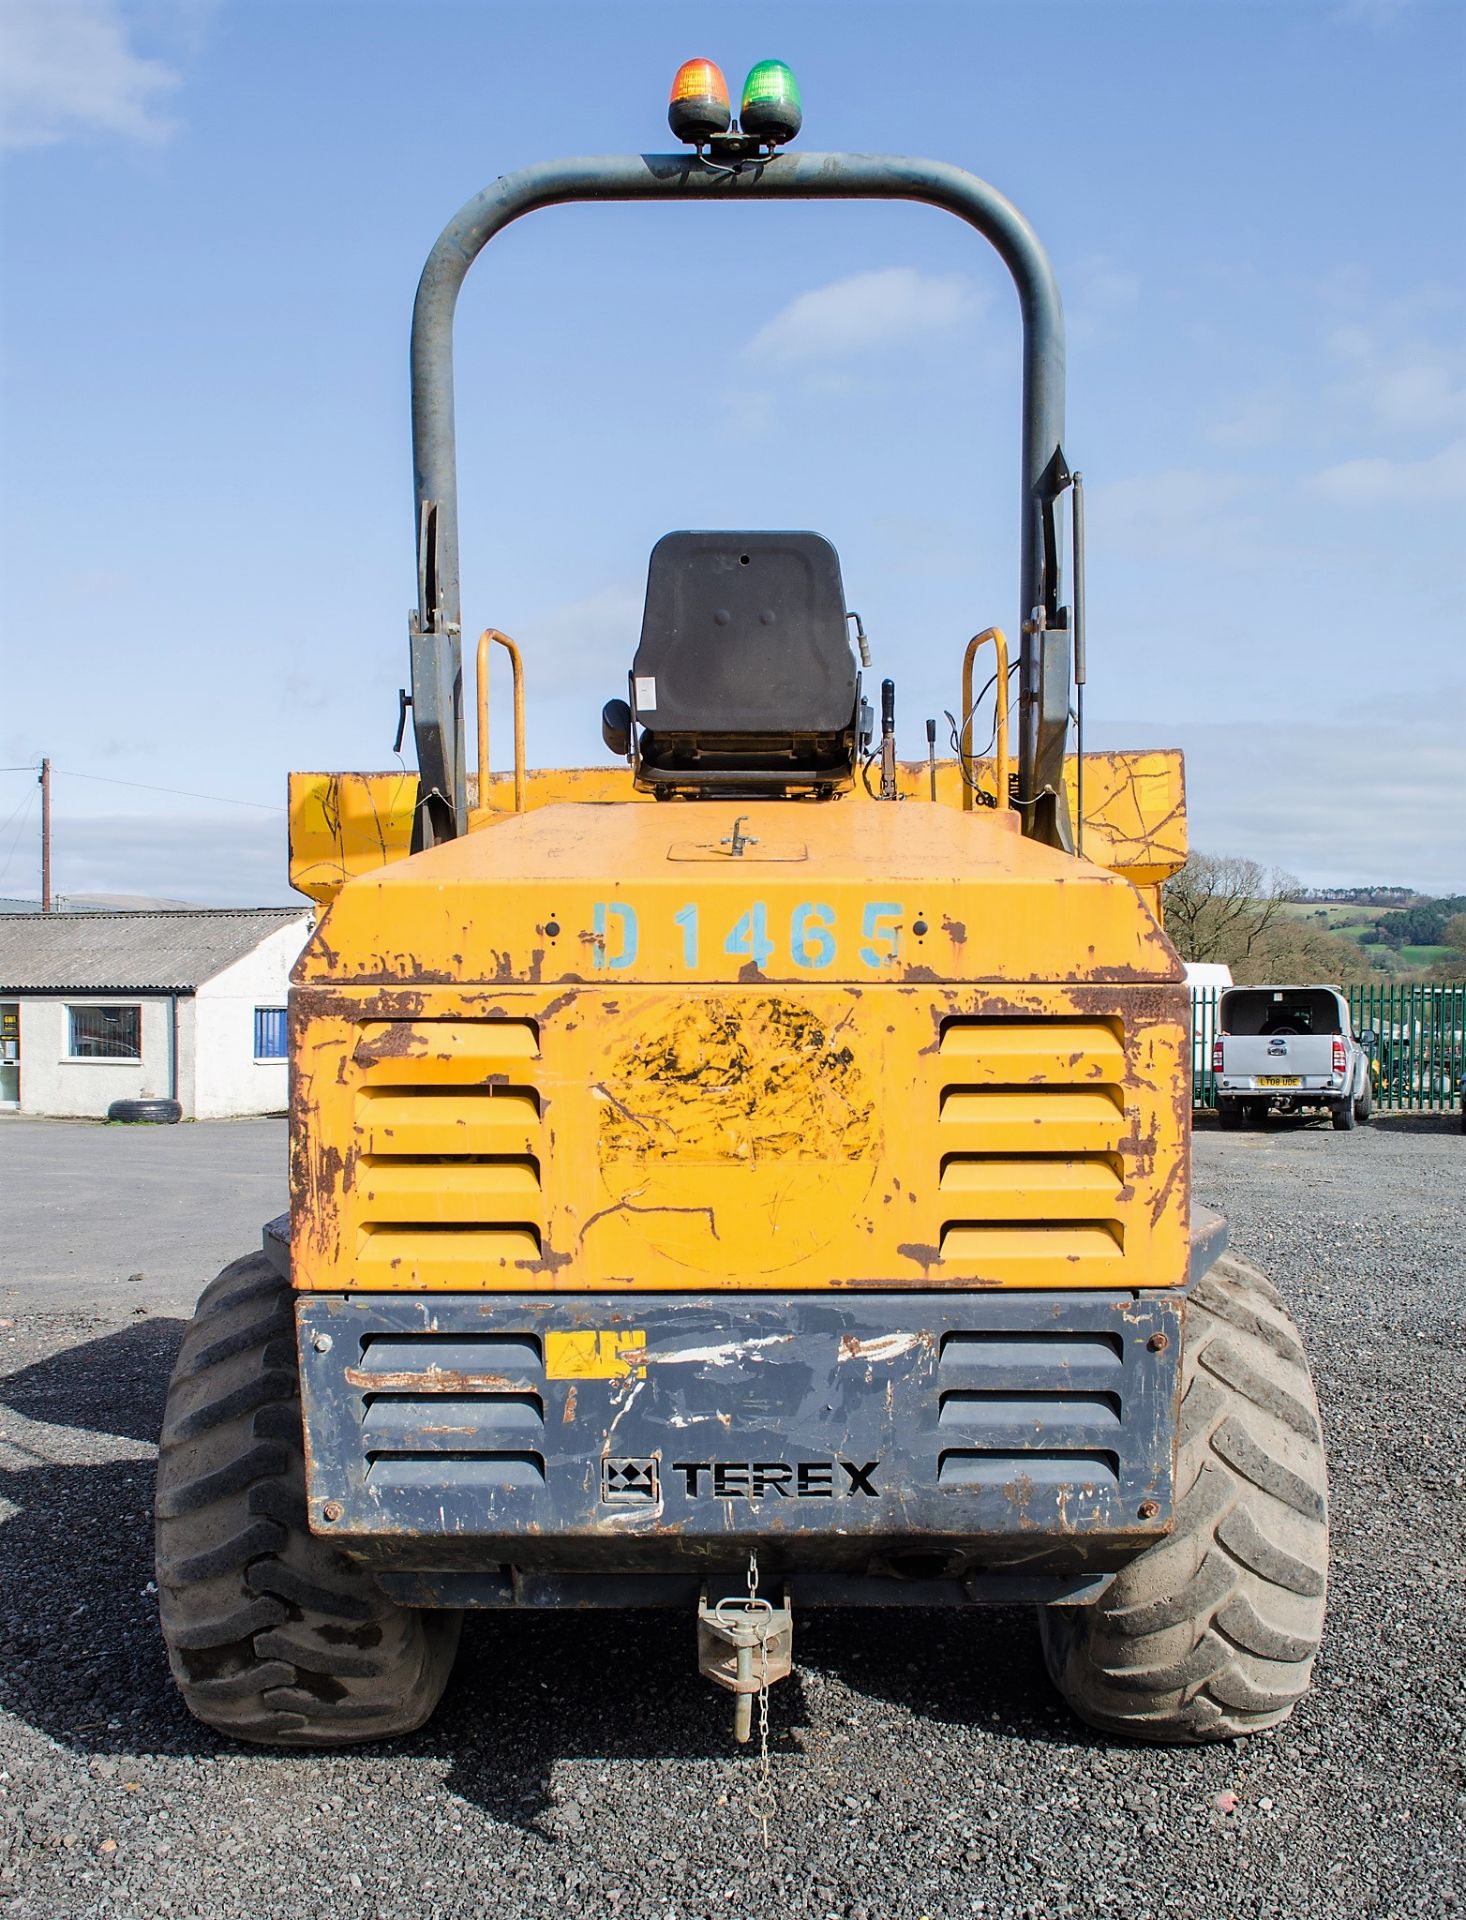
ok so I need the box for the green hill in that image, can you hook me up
[1280,899,1465,979]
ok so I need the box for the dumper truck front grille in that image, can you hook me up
[348,1018,545,1281]
[936,1018,1127,1275]
[934,1326,1124,1491]
[352,1332,548,1491]
[296,1290,1183,1568]
[290,986,1189,1293]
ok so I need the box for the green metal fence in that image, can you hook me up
[1190,982,1466,1111]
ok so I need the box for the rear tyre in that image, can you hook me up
[1353,1076,1372,1124]
[1332,1098,1357,1131]
[155,1252,462,1746]
[1216,1101,1243,1131]
[1038,1251,1328,1743]
[1244,1099,1270,1129]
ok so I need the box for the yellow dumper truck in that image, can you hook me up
[155,59,1328,1751]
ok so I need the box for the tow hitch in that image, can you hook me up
[696,1554,793,1745]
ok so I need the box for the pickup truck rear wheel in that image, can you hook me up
[1038,1251,1328,1743]
[1332,1097,1357,1131]
[1216,1101,1243,1131]
[155,1252,462,1746]
[1353,1076,1372,1123]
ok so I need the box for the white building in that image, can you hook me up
[0,910,310,1120]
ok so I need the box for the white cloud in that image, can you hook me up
[721,386,779,443]
[743,268,983,369]
[477,582,644,766]
[1095,467,1245,525]
[1334,0,1416,25]
[1065,253,1141,347]
[1206,394,1286,451]
[0,0,180,149]
[516,585,643,689]
[1088,467,1281,571]
[1200,296,1466,478]
[1310,436,1466,505]
[1324,328,1466,439]
[40,811,295,906]
[1367,360,1466,436]
[1095,709,1466,894]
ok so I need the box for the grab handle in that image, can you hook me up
[960,627,1010,812]
[475,628,526,814]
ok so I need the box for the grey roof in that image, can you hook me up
[0,910,310,993]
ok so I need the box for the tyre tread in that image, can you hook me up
[1038,1252,1328,1743]
[155,1252,461,1747]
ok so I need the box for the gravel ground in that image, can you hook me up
[0,1111,1461,1919]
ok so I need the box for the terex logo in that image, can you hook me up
[671,1459,880,1499]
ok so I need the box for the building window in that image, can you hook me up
[254,1007,288,1060]
[68,1005,142,1060]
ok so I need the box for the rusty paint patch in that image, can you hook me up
[837,1331,928,1364]
[896,1241,943,1272]
[352,1024,429,1063]
[342,1368,532,1393]
[597,997,875,1166]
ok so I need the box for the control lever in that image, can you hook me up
[392,688,413,755]
[879,678,898,801]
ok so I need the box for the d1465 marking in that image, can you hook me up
[592,901,906,971]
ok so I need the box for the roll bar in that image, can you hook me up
[409,150,1074,849]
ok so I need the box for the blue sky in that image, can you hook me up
[1,0,1463,903]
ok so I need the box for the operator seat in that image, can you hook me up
[620,530,862,795]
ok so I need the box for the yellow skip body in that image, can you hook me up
[289,791,1190,1297]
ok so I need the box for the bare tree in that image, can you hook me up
[1239,917,1372,986]
[1162,852,1373,982]
[1161,853,1294,966]
[1429,912,1466,982]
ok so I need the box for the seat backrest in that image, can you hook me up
[631,530,856,736]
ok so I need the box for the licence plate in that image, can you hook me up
[1257,1075,1301,1087]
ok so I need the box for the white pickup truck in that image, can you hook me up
[1213,985,1375,1131]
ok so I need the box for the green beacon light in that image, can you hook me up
[739,60,802,146]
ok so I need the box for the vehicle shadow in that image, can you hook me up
[1196,1105,1460,1136]
[424,1592,1082,1823]
[1,1313,181,1445]
[0,1322,1080,1829]
[1260,1109,1461,1135]
[1369,1110,1462,1135]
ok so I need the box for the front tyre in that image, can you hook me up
[155,1253,462,1746]
[1038,1252,1328,1743]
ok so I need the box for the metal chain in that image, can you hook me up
[746,1550,776,1849]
